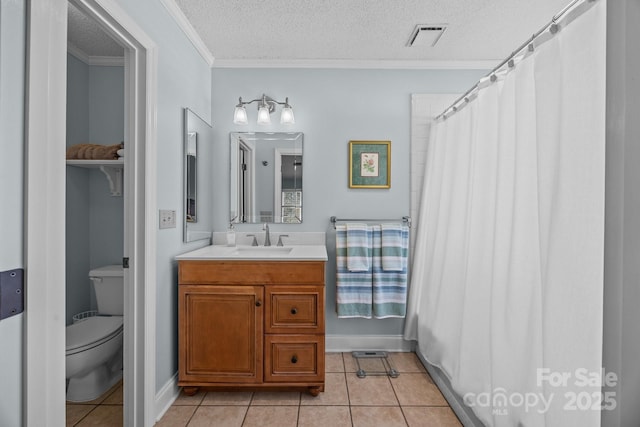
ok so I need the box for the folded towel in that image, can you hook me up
[380,223,408,271]
[336,225,372,318]
[66,142,123,160]
[116,149,124,157]
[346,223,370,272]
[372,225,408,318]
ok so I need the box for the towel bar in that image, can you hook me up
[330,216,411,229]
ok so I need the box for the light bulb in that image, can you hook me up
[280,106,295,124]
[257,105,271,125]
[233,106,248,125]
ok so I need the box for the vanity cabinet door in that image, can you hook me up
[179,285,264,384]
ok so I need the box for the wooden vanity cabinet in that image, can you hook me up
[178,260,325,396]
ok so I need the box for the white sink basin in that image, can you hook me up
[231,247,293,257]
[176,244,328,261]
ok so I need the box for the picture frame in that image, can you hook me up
[348,140,391,189]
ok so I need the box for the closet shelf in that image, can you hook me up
[66,159,123,196]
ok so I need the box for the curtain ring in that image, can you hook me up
[490,74,497,82]
[550,23,559,34]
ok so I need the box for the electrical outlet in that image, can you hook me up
[159,209,176,229]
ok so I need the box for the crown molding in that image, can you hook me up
[212,58,498,70]
[67,43,124,66]
[159,0,215,67]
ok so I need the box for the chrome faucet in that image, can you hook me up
[263,223,271,246]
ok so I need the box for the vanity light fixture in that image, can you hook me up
[233,94,295,125]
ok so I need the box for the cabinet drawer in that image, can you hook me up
[179,261,325,285]
[265,286,325,334]
[264,335,324,383]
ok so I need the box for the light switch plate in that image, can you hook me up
[159,209,176,229]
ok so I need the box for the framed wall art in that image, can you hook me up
[348,140,391,189]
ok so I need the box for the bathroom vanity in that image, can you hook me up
[176,243,327,396]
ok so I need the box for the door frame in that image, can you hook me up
[25,0,158,425]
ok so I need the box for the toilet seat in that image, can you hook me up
[66,316,123,356]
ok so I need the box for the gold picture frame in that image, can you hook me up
[348,140,391,189]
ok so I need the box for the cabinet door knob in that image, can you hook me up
[291,356,298,364]
[290,307,298,315]
[255,300,262,307]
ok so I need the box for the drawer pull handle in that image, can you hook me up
[291,356,298,364]
[255,300,262,307]
[290,307,298,315]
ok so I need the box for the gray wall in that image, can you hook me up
[65,55,124,325]
[106,0,213,394]
[603,1,640,426]
[0,0,25,425]
[211,68,486,337]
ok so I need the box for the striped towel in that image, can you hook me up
[336,225,372,318]
[372,224,409,318]
[381,223,408,271]
[346,223,370,272]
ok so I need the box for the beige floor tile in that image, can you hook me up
[301,373,349,406]
[66,404,96,427]
[391,374,447,406]
[298,406,351,427]
[343,352,387,374]
[402,407,462,427]
[188,406,247,427]
[174,389,206,406]
[347,375,398,406]
[241,406,298,427]
[325,352,346,372]
[202,391,253,406]
[351,406,407,427]
[387,353,427,374]
[102,382,123,405]
[155,405,197,427]
[75,404,123,426]
[251,391,300,406]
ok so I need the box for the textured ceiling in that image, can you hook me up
[173,0,573,63]
[67,0,574,65]
[67,2,123,58]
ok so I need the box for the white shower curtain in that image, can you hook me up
[404,1,606,426]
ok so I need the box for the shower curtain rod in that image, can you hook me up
[435,0,598,120]
[330,216,411,228]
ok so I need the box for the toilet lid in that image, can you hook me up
[66,316,123,352]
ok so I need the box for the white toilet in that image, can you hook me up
[65,265,124,402]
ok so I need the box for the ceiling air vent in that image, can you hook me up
[407,24,448,47]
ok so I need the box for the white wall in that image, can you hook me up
[603,1,640,426]
[0,0,25,425]
[211,68,486,338]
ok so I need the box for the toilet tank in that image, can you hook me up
[89,265,124,315]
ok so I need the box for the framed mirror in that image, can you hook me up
[183,108,213,242]
[230,132,303,224]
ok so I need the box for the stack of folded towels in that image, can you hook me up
[66,142,124,160]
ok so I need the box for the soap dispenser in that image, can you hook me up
[226,223,236,246]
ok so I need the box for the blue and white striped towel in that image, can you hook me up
[372,224,409,318]
[336,224,372,318]
[380,223,408,271]
[346,223,370,272]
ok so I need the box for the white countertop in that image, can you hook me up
[176,244,328,261]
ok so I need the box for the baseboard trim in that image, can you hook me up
[414,351,483,427]
[326,335,414,353]
[154,372,180,422]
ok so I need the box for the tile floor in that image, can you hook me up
[66,352,462,426]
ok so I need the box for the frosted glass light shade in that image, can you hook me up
[257,105,271,125]
[233,106,248,124]
[280,106,295,124]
